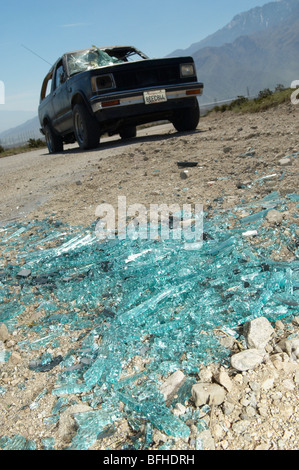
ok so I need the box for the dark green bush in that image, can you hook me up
[257,88,273,100]
[27,138,46,149]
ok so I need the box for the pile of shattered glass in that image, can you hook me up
[0,191,298,450]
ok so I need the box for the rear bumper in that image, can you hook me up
[89,82,203,124]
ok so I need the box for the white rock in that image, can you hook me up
[266,209,283,225]
[279,157,292,166]
[197,430,215,450]
[242,230,258,237]
[173,403,186,416]
[232,419,251,434]
[231,349,265,371]
[160,370,186,403]
[213,369,233,392]
[191,382,226,407]
[243,317,275,349]
[261,377,275,391]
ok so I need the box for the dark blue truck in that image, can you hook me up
[38,46,204,153]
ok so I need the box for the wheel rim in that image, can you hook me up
[74,112,85,145]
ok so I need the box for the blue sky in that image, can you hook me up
[0,0,268,132]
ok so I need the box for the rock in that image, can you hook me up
[191,383,226,407]
[173,403,186,416]
[242,230,258,237]
[279,157,292,166]
[222,400,235,416]
[232,419,251,435]
[261,377,275,391]
[231,349,265,371]
[282,379,295,391]
[8,351,22,365]
[277,336,299,360]
[160,370,186,404]
[223,147,232,154]
[180,170,189,179]
[286,338,299,361]
[0,324,9,342]
[243,317,275,349]
[197,430,215,450]
[266,210,283,225]
[213,369,233,392]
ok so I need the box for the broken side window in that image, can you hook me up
[54,62,65,90]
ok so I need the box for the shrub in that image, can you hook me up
[27,138,46,149]
[229,96,249,108]
[257,88,273,100]
[275,84,286,93]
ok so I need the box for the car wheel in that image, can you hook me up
[44,123,63,154]
[73,103,100,150]
[119,126,137,140]
[172,99,200,132]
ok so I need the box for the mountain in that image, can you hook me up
[168,0,299,104]
[193,13,299,103]
[169,0,299,57]
[0,115,42,147]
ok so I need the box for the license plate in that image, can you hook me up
[144,89,167,105]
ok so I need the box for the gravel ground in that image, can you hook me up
[0,100,298,451]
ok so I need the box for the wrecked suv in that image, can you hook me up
[38,46,204,153]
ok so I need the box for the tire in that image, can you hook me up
[119,125,137,140]
[44,123,63,154]
[172,99,200,132]
[73,103,100,150]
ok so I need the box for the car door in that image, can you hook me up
[51,60,73,133]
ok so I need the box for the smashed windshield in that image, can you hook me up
[66,47,147,76]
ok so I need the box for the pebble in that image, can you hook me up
[160,370,186,404]
[266,209,284,225]
[231,349,265,371]
[180,170,189,179]
[232,420,251,434]
[0,324,9,342]
[213,369,233,392]
[191,382,226,406]
[279,157,292,166]
[243,317,275,349]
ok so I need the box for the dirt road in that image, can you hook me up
[0,124,173,226]
[1,102,298,230]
